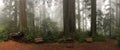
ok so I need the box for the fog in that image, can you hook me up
[0,0,118,35]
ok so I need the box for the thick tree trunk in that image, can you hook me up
[69,0,76,34]
[90,0,96,36]
[63,0,76,36]
[19,0,27,32]
[63,0,70,34]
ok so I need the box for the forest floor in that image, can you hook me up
[0,39,119,50]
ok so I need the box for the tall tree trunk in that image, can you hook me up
[19,0,27,32]
[116,0,120,27]
[43,0,46,18]
[77,0,81,32]
[13,0,18,32]
[63,0,76,38]
[84,0,87,31]
[109,0,112,37]
[119,0,120,27]
[115,0,117,27]
[28,1,35,33]
[116,0,118,27]
[63,0,70,34]
[69,0,76,35]
[31,8,35,33]
[90,0,96,36]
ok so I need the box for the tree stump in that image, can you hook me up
[34,38,44,43]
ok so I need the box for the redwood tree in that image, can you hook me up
[19,0,27,32]
[90,0,97,36]
[63,0,76,38]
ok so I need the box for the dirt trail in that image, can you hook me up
[0,39,118,50]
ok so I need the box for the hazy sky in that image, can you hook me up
[0,0,4,11]
[0,0,4,16]
[0,0,4,6]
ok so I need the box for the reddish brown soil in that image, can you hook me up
[0,39,118,50]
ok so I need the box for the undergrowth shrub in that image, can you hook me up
[42,32,62,43]
[0,31,8,42]
[0,25,9,42]
[38,17,61,43]
[57,33,74,43]
[23,33,35,42]
[75,31,89,43]
[93,34,107,42]
[115,28,120,47]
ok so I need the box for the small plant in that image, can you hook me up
[41,17,58,34]
[75,31,89,43]
[115,28,120,47]
[39,17,61,43]
[23,33,35,42]
[93,35,107,42]
[42,32,62,43]
[57,33,73,43]
[0,31,8,42]
[0,25,9,42]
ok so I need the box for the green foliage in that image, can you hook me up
[42,32,62,43]
[38,17,61,43]
[93,35,107,42]
[23,17,60,43]
[57,37,72,43]
[23,33,35,42]
[57,33,73,43]
[0,31,8,42]
[0,16,18,32]
[0,25,9,42]
[115,28,120,47]
[41,17,58,34]
[0,25,6,31]
[75,31,89,43]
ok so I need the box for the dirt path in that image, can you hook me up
[0,39,118,50]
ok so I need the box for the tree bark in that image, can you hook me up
[63,0,70,34]
[90,0,97,36]
[63,0,76,37]
[19,0,27,32]
[119,0,120,27]
[77,0,81,32]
